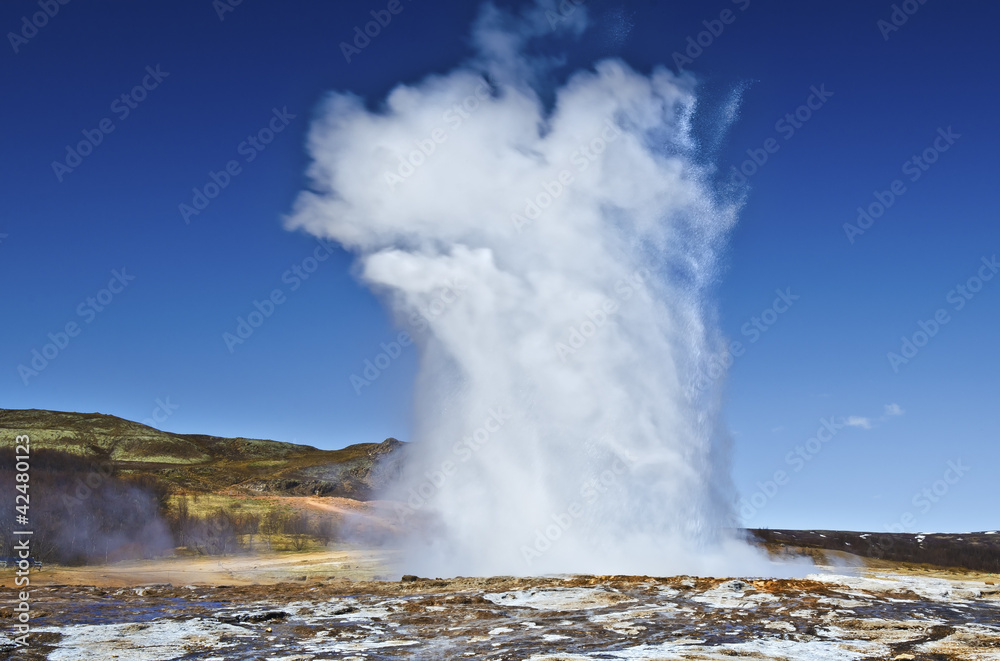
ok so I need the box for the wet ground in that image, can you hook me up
[2,568,999,660]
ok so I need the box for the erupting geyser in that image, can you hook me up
[287,1,770,576]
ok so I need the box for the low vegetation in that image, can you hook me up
[752,529,1000,573]
[0,408,406,565]
[0,448,173,565]
[166,494,338,555]
[0,408,405,499]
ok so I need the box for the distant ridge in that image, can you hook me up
[0,408,405,499]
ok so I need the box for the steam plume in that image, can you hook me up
[287,2,768,576]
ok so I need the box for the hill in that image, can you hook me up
[0,408,404,499]
[752,528,1000,573]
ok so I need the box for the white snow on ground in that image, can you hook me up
[26,571,999,660]
[764,621,797,632]
[315,639,421,652]
[590,603,688,624]
[915,623,1000,657]
[284,597,395,622]
[818,618,944,645]
[807,572,986,602]
[484,587,635,610]
[816,596,867,608]
[584,638,887,660]
[34,618,255,661]
[690,580,779,609]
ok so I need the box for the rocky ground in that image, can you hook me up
[2,564,999,660]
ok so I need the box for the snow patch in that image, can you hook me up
[35,618,254,661]
[691,580,778,609]
[484,587,634,611]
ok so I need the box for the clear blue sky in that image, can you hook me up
[2,0,997,533]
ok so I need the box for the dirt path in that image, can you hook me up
[22,547,400,587]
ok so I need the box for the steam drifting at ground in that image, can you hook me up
[287,1,772,576]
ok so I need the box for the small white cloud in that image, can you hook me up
[884,403,904,416]
[845,416,872,429]
[771,426,784,433]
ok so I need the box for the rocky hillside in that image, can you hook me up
[752,529,1000,573]
[0,409,405,499]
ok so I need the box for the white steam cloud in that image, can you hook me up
[287,2,772,576]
